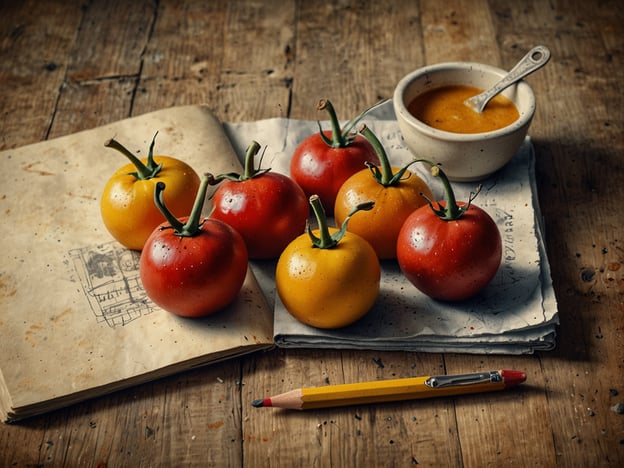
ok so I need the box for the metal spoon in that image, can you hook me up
[464,45,551,113]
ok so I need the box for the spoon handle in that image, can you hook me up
[466,45,551,113]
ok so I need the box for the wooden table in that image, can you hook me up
[1,0,623,466]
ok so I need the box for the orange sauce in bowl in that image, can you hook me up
[407,85,519,134]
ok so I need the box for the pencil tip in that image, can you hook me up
[252,398,273,408]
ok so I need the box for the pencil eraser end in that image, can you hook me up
[500,370,527,387]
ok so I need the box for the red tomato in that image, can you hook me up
[140,177,248,318]
[290,99,381,213]
[210,141,309,259]
[396,165,502,301]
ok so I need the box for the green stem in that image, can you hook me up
[105,132,163,180]
[318,99,346,148]
[433,165,461,219]
[207,141,270,184]
[242,140,262,179]
[154,173,211,237]
[307,195,374,249]
[358,124,394,186]
[308,195,336,248]
[317,98,388,148]
[422,163,481,221]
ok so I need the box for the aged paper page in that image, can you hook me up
[0,106,273,421]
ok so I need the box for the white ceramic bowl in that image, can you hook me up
[393,62,536,181]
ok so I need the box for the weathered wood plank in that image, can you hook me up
[213,0,296,122]
[492,1,624,465]
[47,0,155,138]
[47,79,136,139]
[66,0,155,82]
[1,0,624,466]
[134,0,294,122]
[421,0,499,64]
[243,349,460,466]
[14,364,243,467]
[0,0,83,149]
[289,0,424,119]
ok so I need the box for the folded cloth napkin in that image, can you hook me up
[223,101,558,354]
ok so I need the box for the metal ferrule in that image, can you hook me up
[425,371,502,388]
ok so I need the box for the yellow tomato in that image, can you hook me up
[334,124,433,259]
[276,227,380,329]
[334,168,432,259]
[100,137,200,250]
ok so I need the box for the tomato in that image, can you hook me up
[140,175,248,318]
[396,165,502,301]
[209,141,309,259]
[290,99,382,213]
[334,124,433,259]
[101,133,200,250]
[276,195,380,329]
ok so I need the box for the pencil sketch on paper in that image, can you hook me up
[69,242,155,327]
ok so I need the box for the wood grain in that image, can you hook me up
[1,0,623,466]
[0,0,83,149]
[289,1,426,119]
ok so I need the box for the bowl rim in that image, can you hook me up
[393,61,536,141]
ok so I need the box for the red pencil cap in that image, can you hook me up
[500,370,527,388]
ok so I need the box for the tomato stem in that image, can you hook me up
[358,124,393,185]
[207,140,270,184]
[153,173,210,237]
[359,124,423,187]
[243,141,263,179]
[308,195,374,249]
[422,164,482,221]
[318,99,346,148]
[105,132,163,180]
[317,99,387,148]
[308,195,335,248]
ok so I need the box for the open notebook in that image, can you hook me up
[0,107,274,422]
[0,103,558,422]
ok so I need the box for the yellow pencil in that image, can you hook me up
[252,370,526,410]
